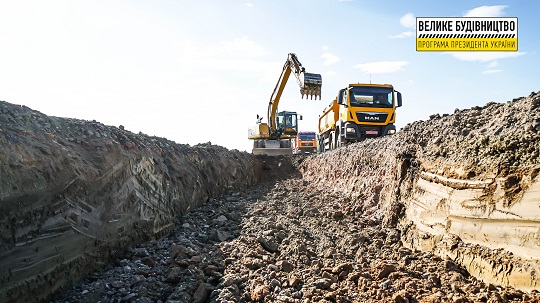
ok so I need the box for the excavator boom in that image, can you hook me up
[267,53,322,133]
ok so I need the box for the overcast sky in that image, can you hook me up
[1,1,538,152]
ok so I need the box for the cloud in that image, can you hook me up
[483,69,502,74]
[389,13,414,39]
[321,52,340,65]
[400,13,415,28]
[245,2,254,8]
[463,5,507,17]
[389,31,413,39]
[487,61,498,68]
[353,61,409,74]
[448,52,526,62]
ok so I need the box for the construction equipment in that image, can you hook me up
[248,53,322,155]
[318,83,402,152]
[292,131,317,154]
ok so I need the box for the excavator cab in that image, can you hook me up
[276,111,300,136]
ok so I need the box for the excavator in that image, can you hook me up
[248,53,322,155]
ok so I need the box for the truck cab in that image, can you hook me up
[337,84,402,141]
[293,131,317,154]
[318,83,402,151]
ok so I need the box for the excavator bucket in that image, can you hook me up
[301,72,322,100]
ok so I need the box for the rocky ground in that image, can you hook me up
[50,174,540,303]
[3,90,540,303]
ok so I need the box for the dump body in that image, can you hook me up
[318,83,402,151]
[318,98,340,136]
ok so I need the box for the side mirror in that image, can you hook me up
[299,115,303,120]
[337,89,345,105]
[397,92,402,108]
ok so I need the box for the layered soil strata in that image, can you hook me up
[0,101,267,302]
[301,91,540,292]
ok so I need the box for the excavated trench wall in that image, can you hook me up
[2,91,540,301]
[301,91,540,292]
[0,101,266,302]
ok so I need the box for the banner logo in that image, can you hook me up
[416,17,518,51]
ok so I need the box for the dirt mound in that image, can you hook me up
[0,101,284,302]
[301,91,540,291]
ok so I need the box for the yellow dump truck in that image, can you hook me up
[318,83,402,151]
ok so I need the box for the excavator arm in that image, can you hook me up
[267,53,322,133]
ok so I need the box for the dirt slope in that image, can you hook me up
[0,101,269,302]
[301,91,540,291]
[1,90,540,302]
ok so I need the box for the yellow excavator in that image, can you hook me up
[248,53,322,155]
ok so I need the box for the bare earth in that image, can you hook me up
[2,90,540,302]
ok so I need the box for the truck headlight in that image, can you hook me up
[346,127,356,133]
[387,129,396,135]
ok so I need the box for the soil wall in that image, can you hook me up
[0,101,264,302]
[2,90,540,301]
[301,91,540,291]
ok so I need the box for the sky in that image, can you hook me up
[0,1,538,152]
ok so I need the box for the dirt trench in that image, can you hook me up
[0,101,281,303]
[1,91,540,302]
[49,176,540,303]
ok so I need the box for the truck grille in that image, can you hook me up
[356,112,388,123]
[301,143,313,147]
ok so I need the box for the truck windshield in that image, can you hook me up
[349,87,393,108]
[299,133,316,140]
